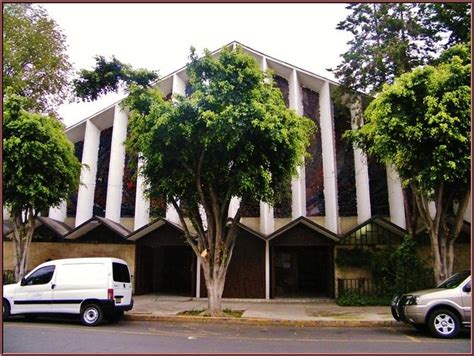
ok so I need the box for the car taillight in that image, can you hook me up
[108,288,114,300]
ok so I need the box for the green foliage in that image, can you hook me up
[370,238,434,297]
[335,248,373,268]
[3,94,82,216]
[3,4,72,114]
[125,45,315,210]
[347,43,471,199]
[336,292,392,307]
[337,237,434,304]
[331,3,471,95]
[424,3,471,46]
[74,55,159,101]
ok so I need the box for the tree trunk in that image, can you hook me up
[202,260,226,316]
[11,209,36,282]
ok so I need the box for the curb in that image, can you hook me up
[124,314,404,328]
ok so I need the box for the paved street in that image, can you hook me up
[3,318,471,353]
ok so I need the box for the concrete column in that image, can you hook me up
[265,240,270,299]
[134,156,150,230]
[75,120,100,227]
[260,203,274,235]
[289,69,305,219]
[319,81,340,233]
[105,105,128,223]
[228,197,241,218]
[350,100,371,223]
[164,73,187,224]
[196,258,201,298]
[172,73,186,98]
[166,202,181,225]
[386,164,406,229]
[463,195,471,223]
[49,201,67,222]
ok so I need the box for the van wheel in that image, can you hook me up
[81,304,103,326]
[3,300,10,321]
[428,309,460,338]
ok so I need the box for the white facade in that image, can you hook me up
[62,42,410,234]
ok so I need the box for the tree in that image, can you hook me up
[124,46,314,315]
[3,4,73,114]
[3,95,82,281]
[74,55,159,102]
[331,3,471,95]
[345,43,471,284]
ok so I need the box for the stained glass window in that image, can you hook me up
[334,104,357,216]
[303,87,325,216]
[121,152,137,217]
[273,75,289,107]
[93,127,113,217]
[368,156,390,216]
[67,141,84,217]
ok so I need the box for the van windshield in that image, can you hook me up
[113,262,131,283]
[437,271,470,289]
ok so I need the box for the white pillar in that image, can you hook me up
[463,196,471,223]
[134,156,150,230]
[49,201,67,222]
[172,73,186,98]
[75,120,100,226]
[260,203,274,234]
[164,74,187,225]
[386,164,406,229]
[289,69,305,219]
[319,81,340,233]
[265,240,270,299]
[166,202,181,224]
[105,105,128,223]
[350,100,371,223]
[196,258,201,298]
[228,197,241,218]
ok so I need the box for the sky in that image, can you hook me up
[41,3,352,127]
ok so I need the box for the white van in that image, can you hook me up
[3,257,133,326]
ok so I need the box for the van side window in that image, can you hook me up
[113,263,130,283]
[25,265,55,285]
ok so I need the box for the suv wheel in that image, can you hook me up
[80,304,103,326]
[428,309,460,338]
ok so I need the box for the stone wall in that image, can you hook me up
[3,241,136,277]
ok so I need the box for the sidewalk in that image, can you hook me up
[124,294,402,327]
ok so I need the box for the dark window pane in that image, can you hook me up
[25,266,55,285]
[113,262,131,283]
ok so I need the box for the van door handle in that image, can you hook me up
[51,284,56,290]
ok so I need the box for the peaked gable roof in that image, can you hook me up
[268,216,339,243]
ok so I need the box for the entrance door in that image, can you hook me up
[135,245,195,296]
[272,246,333,298]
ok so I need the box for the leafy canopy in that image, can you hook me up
[346,43,471,198]
[74,55,159,102]
[3,4,72,114]
[331,3,471,95]
[125,46,314,211]
[3,94,82,216]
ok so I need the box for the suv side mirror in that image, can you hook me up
[20,277,26,286]
[463,283,471,293]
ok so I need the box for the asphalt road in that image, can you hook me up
[2,317,471,354]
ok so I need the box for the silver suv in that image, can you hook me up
[391,271,471,338]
